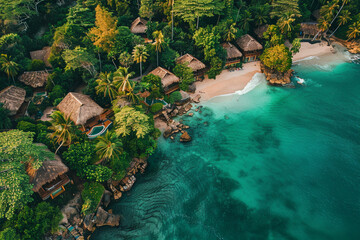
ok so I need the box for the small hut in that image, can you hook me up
[236,34,263,62]
[221,42,243,66]
[19,71,49,88]
[300,22,321,39]
[30,46,52,68]
[130,17,148,35]
[57,92,104,126]
[0,85,26,115]
[29,144,70,200]
[254,24,269,39]
[176,54,206,79]
[149,67,180,95]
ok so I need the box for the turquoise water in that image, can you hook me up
[93,59,360,240]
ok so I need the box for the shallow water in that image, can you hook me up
[93,58,360,240]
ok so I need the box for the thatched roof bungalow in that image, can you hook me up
[0,85,26,115]
[149,67,180,95]
[130,17,148,34]
[57,92,104,125]
[176,54,206,76]
[236,34,263,62]
[29,144,70,200]
[221,42,243,65]
[254,24,269,39]
[300,22,321,39]
[19,71,49,88]
[30,46,52,68]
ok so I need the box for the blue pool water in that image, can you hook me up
[93,56,360,240]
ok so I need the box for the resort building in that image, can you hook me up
[300,22,322,40]
[176,54,206,79]
[130,17,148,35]
[0,85,26,116]
[149,67,180,95]
[221,42,243,66]
[30,46,52,68]
[29,144,70,200]
[57,92,104,125]
[236,34,263,62]
[19,70,50,88]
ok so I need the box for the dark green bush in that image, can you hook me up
[53,97,63,106]
[81,182,105,215]
[16,121,37,133]
[150,102,163,113]
[83,165,113,182]
[48,85,65,103]
[169,91,182,104]
[27,59,45,71]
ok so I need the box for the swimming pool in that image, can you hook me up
[87,122,112,139]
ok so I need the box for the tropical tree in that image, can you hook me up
[168,0,175,40]
[63,46,98,76]
[48,111,76,154]
[291,38,301,54]
[0,130,53,220]
[95,131,123,164]
[0,103,12,129]
[114,66,134,94]
[329,10,351,37]
[0,54,19,84]
[119,52,134,68]
[270,0,301,19]
[239,10,253,32]
[89,5,118,53]
[252,4,270,26]
[329,0,349,27]
[277,12,296,36]
[153,30,165,66]
[132,44,149,77]
[95,72,118,101]
[223,22,238,42]
[139,0,154,20]
[114,106,151,138]
[347,21,360,41]
[260,44,292,73]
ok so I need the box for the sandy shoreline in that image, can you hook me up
[293,41,335,62]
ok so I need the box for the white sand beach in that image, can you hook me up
[193,62,261,101]
[293,41,335,62]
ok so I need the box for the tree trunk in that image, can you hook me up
[140,62,142,77]
[98,51,102,72]
[157,51,159,66]
[329,4,344,28]
[196,16,200,29]
[312,31,321,41]
[329,24,341,38]
[11,75,15,85]
[171,6,174,40]
[112,58,117,69]
[236,7,241,22]
[55,141,64,155]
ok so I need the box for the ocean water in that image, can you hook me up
[93,57,360,240]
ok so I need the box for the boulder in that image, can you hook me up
[103,190,112,207]
[180,131,192,142]
[192,94,201,103]
[184,103,192,112]
[163,126,172,138]
[188,112,194,117]
[63,207,78,219]
[83,214,96,232]
[188,83,196,93]
[95,207,120,227]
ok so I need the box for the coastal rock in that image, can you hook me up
[188,83,196,93]
[95,207,120,228]
[163,126,172,138]
[192,94,201,103]
[180,131,192,142]
[103,190,111,207]
[188,112,194,117]
[260,63,293,86]
[184,103,192,112]
[83,214,95,232]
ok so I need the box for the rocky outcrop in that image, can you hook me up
[260,63,293,86]
[94,207,120,227]
[345,40,360,54]
[180,131,192,142]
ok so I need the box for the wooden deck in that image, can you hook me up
[37,174,70,200]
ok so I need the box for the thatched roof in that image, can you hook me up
[236,34,263,52]
[30,46,52,67]
[300,22,320,36]
[0,86,26,115]
[57,92,104,125]
[19,71,49,88]
[221,42,243,60]
[149,67,180,89]
[254,24,269,39]
[176,54,206,72]
[130,17,148,34]
[30,144,69,192]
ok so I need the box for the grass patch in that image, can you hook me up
[81,182,105,215]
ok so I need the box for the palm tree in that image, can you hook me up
[48,111,76,154]
[329,10,351,37]
[168,0,175,40]
[125,82,140,104]
[312,0,340,41]
[224,23,237,42]
[95,72,118,101]
[253,4,269,26]
[329,0,350,27]
[278,12,296,35]
[132,44,149,77]
[235,0,246,23]
[114,67,135,94]
[347,21,360,41]
[0,54,19,84]
[153,30,165,66]
[95,131,123,165]
[239,10,253,32]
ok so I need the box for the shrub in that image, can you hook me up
[53,97,63,106]
[150,102,163,113]
[81,182,105,215]
[48,85,65,103]
[27,102,38,116]
[168,91,182,104]
[83,165,113,182]
[0,228,20,240]
[16,121,37,133]
[28,59,46,71]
